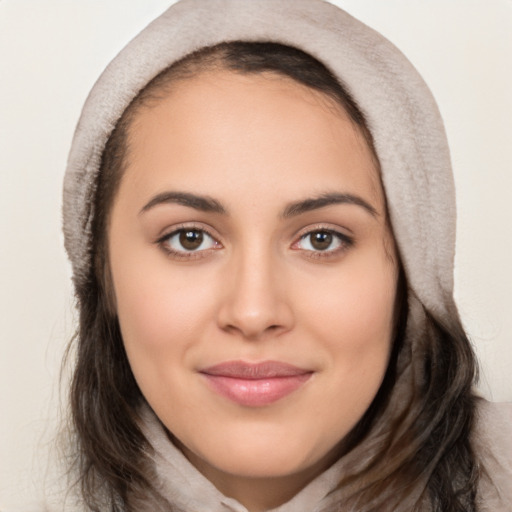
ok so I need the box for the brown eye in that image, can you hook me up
[179,229,204,250]
[294,228,353,255]
[161,228,219,255]
[310,231,333,251]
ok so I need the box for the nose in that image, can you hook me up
[217,247,295,341]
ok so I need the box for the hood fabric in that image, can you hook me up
[61,0,511,510]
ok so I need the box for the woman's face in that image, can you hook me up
[108,70,399,499]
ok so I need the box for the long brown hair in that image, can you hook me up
[66,42,479,511]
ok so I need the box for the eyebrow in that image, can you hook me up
[139,190,378,218]
[281,192,378,218]
[140,191,227,215]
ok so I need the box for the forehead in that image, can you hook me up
[121,70,384,210]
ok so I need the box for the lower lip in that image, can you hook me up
[202,373,312,407]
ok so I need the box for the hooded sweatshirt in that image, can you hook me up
[51,0,512,511]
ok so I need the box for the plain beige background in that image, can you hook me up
[1,0,511,508]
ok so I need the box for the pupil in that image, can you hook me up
[311,231,332,250]
[180,230,203,250]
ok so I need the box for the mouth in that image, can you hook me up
[199,360,313,407]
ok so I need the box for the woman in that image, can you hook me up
[56,0,511,510]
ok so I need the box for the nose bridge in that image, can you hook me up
[218,240,293,339]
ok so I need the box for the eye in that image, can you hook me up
[294,229,353,255]
[159,227,221,256]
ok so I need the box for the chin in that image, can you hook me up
[180,421,343,481]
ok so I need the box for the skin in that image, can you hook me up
[108,70,399,511]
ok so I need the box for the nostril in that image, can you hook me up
[220,320,287,341]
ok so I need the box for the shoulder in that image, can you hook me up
[473,399,512,511]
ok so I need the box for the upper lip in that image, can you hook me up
[200,360,312,379]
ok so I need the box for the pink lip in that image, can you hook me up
[200,361,313,407]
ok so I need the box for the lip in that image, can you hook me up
[200,361,313,407]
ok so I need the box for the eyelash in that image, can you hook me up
[155,224,354,260]
[292,227,354,259]
[156,224,222,261]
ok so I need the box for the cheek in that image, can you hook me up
[111,254,220,383]
[299,250,397,399]
[303,251,397,349]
